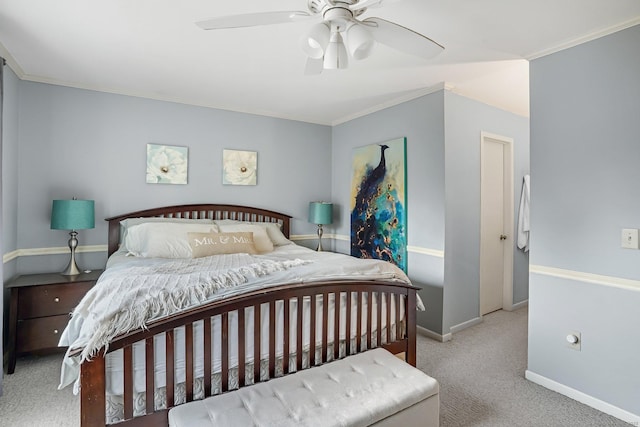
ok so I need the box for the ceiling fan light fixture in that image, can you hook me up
[346,23,374,60]
[323,31,348,70]
[300,22,331,59]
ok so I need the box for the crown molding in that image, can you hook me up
[526,17,640,60]
[0,41,25,77]
[331,83,453,126]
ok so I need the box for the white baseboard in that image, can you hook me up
[450,316,483,334]
[505,299,529,312]
[417,325,451,342]
[525,370,640,425]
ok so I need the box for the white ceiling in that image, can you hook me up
[1,0,639,125]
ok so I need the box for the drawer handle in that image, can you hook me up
[54,297,60,303]
[53,329,59,335]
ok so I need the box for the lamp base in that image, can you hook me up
[61,260,82,276]
[61,230,82,276]
[316,224,324,252]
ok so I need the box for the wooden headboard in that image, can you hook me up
[105,204,292,257]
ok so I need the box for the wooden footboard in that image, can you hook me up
[79,280,418,426]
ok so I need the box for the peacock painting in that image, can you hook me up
[350,138,407,272]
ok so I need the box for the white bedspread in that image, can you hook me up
[72,254,311,363]
[58,244,421,392]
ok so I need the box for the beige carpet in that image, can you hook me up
[0,352,78,426]
[417,307,629,427]
[0,307,631,426]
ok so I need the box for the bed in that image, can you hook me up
[58,204,421,426]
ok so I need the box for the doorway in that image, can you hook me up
[480,132,514,315]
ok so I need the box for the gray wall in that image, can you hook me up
[528,24,640,417]
[331,90,530,335]
[443,91,530,332]
[11,81,332,273]
[332,92,447,333]
[0,60,4,394]
[3,71,529,343]
[2,65,19,376]
[2,66,18,280]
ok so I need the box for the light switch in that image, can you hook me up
[621,229,639,249]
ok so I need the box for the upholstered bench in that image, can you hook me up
[168,347,439,427]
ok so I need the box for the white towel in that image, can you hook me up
[517,174,530,252]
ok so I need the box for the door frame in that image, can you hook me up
[480,131,515,313]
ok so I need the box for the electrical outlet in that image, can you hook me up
[566,331,581,351]
[621,229,639,249]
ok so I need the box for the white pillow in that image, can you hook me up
[216,223,274,253]
[120,217,216,248]
[124,222,217,258]
[214,219,291,246]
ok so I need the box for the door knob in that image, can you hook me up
[500,234,507,240]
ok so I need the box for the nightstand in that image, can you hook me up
[5,269,103,374]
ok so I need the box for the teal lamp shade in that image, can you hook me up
[309,202,332,251]
[51,199,95,230]
[51,199,95,275]
[308,202,333,225]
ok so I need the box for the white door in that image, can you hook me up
[480,133,514,315]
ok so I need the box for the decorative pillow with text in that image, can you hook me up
[187,231,258,257]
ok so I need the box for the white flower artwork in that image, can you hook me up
[146,144,188,185]
[223,149,257,186]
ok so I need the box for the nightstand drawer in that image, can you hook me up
[6,269,102,374]
[16,315,70,353]
[17,282,93,319]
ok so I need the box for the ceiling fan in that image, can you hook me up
[196,0,444,73]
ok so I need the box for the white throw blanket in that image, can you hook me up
[72,254,310,362]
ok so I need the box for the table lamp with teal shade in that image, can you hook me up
[51,198,95,275]
[308,201,333,251]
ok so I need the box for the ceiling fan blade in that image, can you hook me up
[351,0,405,11]
[304,57,324,75]
[350,0,385,11]
[362,17,444,59]
[196,11,311,30]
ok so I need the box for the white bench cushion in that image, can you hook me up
[169,348,439,427]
